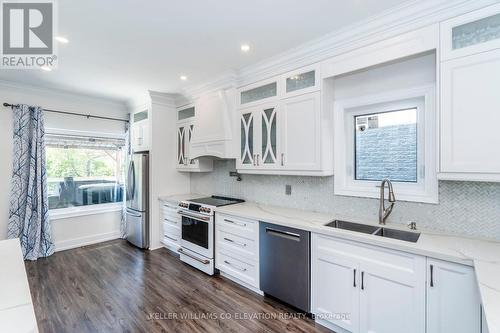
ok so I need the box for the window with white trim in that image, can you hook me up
[45,133,126,210]
[334,86,438,203]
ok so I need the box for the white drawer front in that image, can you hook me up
[162,202,178,210]
[162,208,180,222]
[216,250,259,289]
[216,213,256,239]
[163,215,180,227]
[163,222,180,240]
[162,236,180,251]
[216,228,257,261]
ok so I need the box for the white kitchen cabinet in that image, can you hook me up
[238,77,279,107]
[215,213,260,293]
[427,258,481,333]
[282,64,320,98]
[358,254,426,333]
[176,106,213,172]
[131,110,150,152]
[280,92,321,171]
[441,3,500,61]
[439,48,500,181]
[311,233,425,333]
[237,91,332,175]
[160,201,181,252]
[312,238,359,332]
[236,102,281,170]
[236,64,332,176]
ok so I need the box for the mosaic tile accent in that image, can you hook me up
[191,160,500,241]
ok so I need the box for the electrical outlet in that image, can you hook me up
[285,185,292,195]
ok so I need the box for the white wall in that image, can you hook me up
[333,52,436,100]
[0,80,128,249]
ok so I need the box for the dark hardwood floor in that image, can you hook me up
[25,240,333,333]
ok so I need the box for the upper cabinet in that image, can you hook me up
[236,102,281,170]
[239,78,278,107]
[441,3,500,61]
[282,64,320,98]
[131,110,150,152]
[176,105,213,173]
[440,4,500,182]
[236,65,333,176]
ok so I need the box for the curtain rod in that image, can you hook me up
[3,102,129,123]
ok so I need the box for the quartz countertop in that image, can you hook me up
[215,201,500,333]
[0,239,38,333]
[158,193,205,204]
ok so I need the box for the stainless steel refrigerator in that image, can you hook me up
[126,152,150,249]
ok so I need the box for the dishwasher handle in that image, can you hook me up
[265,227,301,241]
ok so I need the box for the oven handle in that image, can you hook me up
[177,210,211,221]
[178,248,210,264]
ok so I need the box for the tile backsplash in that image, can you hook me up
[191,160,500,241]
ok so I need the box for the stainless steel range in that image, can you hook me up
[177,196,244,275]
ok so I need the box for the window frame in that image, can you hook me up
[333,85,438,203]
[45,129,127,217]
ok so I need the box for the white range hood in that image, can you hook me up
[189,88,236,159]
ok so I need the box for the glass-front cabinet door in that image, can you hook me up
[177,125,186,166]
[260,106,279,168]
[282,64,320,98]
[187,124,198,167]
[237,103,281,170]
[238,110,256,169]
[441,3,500,60]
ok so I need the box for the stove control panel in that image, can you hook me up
[199,207,212,214]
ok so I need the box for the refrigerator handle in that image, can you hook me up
[126,208,142,218]
[127,160,136,201]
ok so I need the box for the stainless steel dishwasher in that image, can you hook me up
[260,222,310,313]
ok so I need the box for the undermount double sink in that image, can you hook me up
[325,220,420,243]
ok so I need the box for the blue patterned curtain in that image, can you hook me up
[8,104,54,260]
[120,121,131,239]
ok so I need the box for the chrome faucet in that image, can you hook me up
[379,178,396,225]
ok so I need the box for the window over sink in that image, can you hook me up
[354,108,418,183]
[334,86,438,203]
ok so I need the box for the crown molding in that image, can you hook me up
[232,0,498,87]
[148,90,177,108]
[0,78,128,109]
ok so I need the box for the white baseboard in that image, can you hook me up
[54,231,121,252]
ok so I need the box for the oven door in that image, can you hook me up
[178,210,213,259]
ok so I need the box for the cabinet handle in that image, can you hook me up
[165,235,178,242]
[361,271,365,290]
[281,153,284,166]
[223,237,247,247]
[256,154,260,166]
[253,154,256,166]
[430,264,434,287]
[224,218,246,227]
[224,260,247,272]
[353,269,357,288]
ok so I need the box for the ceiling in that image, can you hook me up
[0,0,411,103]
